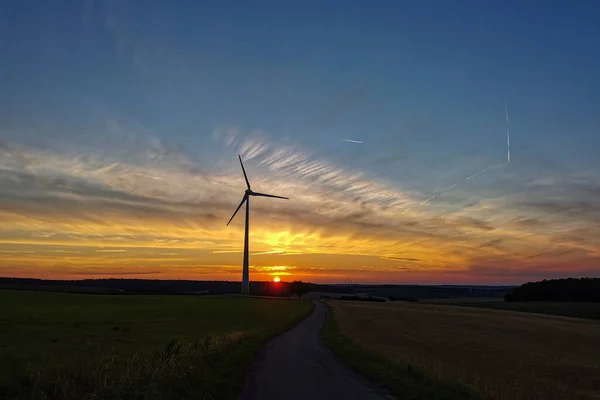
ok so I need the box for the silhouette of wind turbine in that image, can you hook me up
[227,155,288,295]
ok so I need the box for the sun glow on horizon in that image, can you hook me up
[273,276,281,282]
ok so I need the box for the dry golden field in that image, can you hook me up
[329,300,600,400]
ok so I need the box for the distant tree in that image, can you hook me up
[290,280,309,298]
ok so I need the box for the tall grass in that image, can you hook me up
[0,291,314,400]
[14,332,246,400]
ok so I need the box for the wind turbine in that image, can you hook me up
[227,155,288,295]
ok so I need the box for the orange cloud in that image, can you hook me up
[2,135,600,284]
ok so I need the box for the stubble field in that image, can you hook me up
[328,300,600,400]
[427,299,600,320]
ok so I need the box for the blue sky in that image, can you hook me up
[1,1,600,283]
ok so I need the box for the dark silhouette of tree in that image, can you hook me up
[289,280,309,298]
[505,278,600,302]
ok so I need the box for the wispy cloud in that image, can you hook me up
[2,121,600,282]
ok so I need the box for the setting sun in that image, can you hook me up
[273,276,281,283]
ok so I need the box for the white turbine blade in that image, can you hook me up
[252,191,289,200]
[238,155,251,189]
[227,194,248,226]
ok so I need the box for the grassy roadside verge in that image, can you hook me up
[321,301,482,400]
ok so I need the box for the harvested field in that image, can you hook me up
[329,300,600,400]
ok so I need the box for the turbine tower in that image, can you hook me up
[227,155,288,295]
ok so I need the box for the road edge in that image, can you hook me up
[240,300,316,400]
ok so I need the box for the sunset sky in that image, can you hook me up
[2,1,600,284]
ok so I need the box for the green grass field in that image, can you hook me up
[0,290,312,400]
[327,300,600,400]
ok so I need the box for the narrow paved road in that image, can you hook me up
[243,301,397,400]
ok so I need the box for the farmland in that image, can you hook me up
[434,300,600,320]
[0,290,312,400]
[327,300,600,400]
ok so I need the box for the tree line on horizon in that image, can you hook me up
[505,277,600,302]
[0,277,351,297]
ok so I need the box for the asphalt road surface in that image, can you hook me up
[243,301,397,400]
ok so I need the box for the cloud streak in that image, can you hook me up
[1,121,600,283]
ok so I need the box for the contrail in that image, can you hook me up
[344,139,363,144]
[402,161,507,215]
[505,100,511,162]
[418,194,436,206]
[400,103,513,215]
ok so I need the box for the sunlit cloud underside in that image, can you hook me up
[1,123,600,284]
